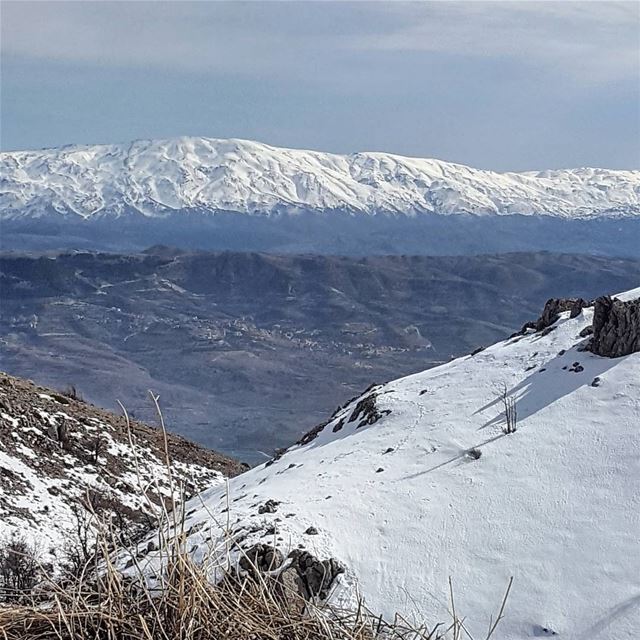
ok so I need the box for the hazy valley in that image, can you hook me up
[2,249,639,462]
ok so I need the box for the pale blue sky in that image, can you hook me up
[1,1,639,171]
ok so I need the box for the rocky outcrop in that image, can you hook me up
[291,383,389,451]
[516,297,591,335]
[348,392,391,429]
[288,549,344,600]
[589,296,640,358]
[239,543,344,602]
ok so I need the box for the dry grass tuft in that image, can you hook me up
[0,558,377,639]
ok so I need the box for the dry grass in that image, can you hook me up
[0,536,453,640]
[0,560,377,640]
[0,548,513,640]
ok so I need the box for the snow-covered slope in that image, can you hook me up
[145,289,640,638]
[0,372,245,562]
[2,137,639,220]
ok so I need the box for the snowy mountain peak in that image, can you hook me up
[2,136,639,220]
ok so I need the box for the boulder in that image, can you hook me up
[288,549,345,600]
[239,543,284,573]
[238,543,344,602]
[258,499,280,514]
[517,297,591,335]
[589,296,640,358]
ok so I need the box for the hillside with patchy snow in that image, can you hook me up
[136,289,640,639]
[0,372,245,563]
[2,137,639,220]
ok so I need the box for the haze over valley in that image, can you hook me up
[2,249,639,462]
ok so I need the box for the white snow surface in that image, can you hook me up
[155,295,640,639]
[2,137,639,219]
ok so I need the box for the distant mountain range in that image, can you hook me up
[2,136,639,220]
[2,137,639,255]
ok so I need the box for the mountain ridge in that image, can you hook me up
[2,136,639,221]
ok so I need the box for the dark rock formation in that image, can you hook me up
[238,543,343,602]
[579,325,594,338]
[516,297,591,335]
[288,549,344,600]
[295,420,329,447]
[239,543,284,573]
[258,499,280,514]
[332,418,345,433]
[294,384,390,447]
[348,392,391,429]
[589,296,640,358]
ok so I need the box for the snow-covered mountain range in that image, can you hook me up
[2,137,639,220]
[136,289,640,638]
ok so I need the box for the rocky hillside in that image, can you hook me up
[0,372,245,562]
[136,287,640,638]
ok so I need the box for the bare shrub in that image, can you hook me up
[59,506,98,582]
[496,383,517,434]
[0,535,41,603]
[90,435,105,465]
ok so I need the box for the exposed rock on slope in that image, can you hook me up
[0,372,245,559]
[238,544,344,601]
[517,296,590,334]
[515,293,640,358]
[589,295,640,357]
